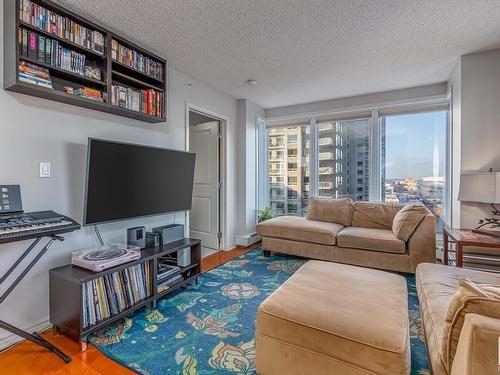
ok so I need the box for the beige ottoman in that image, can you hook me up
[256,260,410,375]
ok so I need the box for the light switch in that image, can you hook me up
[40,162,51,178]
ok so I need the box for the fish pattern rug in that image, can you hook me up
[89,248,430,374]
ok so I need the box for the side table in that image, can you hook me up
[443,227,500,267]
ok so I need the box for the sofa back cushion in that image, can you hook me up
[442,278,500,372]
[392,201,429,241]
[306,196,352,226]
[351,201,404,230]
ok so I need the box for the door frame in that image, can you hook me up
[185,103,228,251]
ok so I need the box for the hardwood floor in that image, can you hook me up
[0,244,259,374]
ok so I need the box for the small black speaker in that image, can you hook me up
[146,231,160,247]
[127,226,146,249]
[152,224,184,245]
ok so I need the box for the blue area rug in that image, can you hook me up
[90,249,430,374]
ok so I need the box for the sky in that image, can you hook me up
[384,111,446,179]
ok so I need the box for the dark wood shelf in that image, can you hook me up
[156,262,199,285]
[50,238,201,341]
[19,21,106,59]
[54,239,200,282]
[112,70,163,91]
[4,81,168,123]
[3,0,167,124]
[20,56,106,87]
[155,273,200,299]
[112,60,164,83]
[109,103,165,123]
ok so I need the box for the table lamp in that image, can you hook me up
[458,169,500,237]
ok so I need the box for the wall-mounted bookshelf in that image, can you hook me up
[3,0,167,123]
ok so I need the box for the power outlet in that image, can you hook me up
[40,162,51,178]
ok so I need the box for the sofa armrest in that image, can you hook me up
[408,213,436,273]
[451,313,500,375]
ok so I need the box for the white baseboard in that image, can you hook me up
[223,242,235,251]
[235,233,261,247]
[0,319,52,351]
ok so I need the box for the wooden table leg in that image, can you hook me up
[443,232,449,265]
[457,243,463,268]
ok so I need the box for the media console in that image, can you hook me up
[49,238,201,351]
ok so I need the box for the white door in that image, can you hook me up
[189,121,220,250]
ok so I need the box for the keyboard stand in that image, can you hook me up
[0,235,71,363]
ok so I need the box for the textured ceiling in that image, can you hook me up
[58,0,500,108]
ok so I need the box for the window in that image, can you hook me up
[263,108,449,227]
[266,123,310,216]
[380,111,447,231]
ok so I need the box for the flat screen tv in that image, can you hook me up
[84,138,196,226]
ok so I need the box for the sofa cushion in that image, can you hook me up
[416,263,500,375]
[256,260,410,375]
[442,278,500,372]
[306,196,352,226]
[392,201,429,241]
[352,201,404,230]
[256,216,343,245]
[337,226,406,254]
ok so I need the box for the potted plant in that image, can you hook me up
[257,207,273,223]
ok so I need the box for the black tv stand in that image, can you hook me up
[49,238,201,351]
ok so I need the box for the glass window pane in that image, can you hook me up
[267,124,310,216]
[380,111,447,231]
[317,118,370,200]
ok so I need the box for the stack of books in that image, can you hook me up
[19,28,89,77]
[74,87,103,102]
[111,84,165,117]
[18,61,52,89]
[19,0,105,55]
[82,262,151,328]
[111,40,163,81]
[157,274,183,293]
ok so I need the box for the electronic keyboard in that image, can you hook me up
[0,210,80,244]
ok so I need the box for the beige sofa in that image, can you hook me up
[257,198,436,273]
[417,263,500,375]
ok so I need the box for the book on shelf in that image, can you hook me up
[111,84,165,117]
[19,27,94,78]
[157,274,183,293]
[74,87,103,102]
[82,262,151,328]
[18,61,52,88]
[19,0,105,55]
[111,39,163,81]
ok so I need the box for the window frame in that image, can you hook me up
[261,102,450,222]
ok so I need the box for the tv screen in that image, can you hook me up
[84,138,196,225]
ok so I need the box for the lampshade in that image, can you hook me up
[458,172,500,203]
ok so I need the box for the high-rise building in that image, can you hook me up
[268,126,310,216]
[317,119,370,201]
[267,119,371,217]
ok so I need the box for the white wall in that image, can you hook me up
[266,83,448,120]
[237,99,265,236]
[0,4,238,348]
[450,49,500,229]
